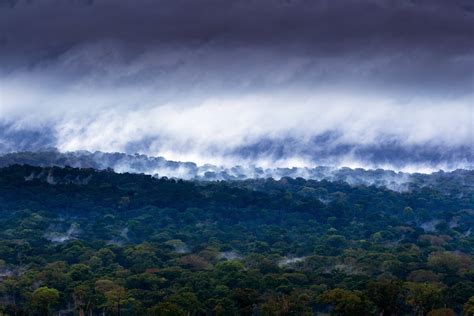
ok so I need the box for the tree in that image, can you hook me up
[403,207,414,220]
[427,252,472,276]
[443,281,474,310]
[104,287,129,316]
[30,287,60,316]
[234,288,260,315]
[404,283,443,316]
[166,292,203,315]
[148,302,185,316]
[319,288,375,316]
[325,235,347,249]
[367,278,404,316]
[426,308,455,316]
[261,295,290,316]
[73,284,96,316]
[95,280,129,315]
[464,296,474,316]
[68,263,91,282]
[124,243,161,272]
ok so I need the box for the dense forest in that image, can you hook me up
[2,150,471,191]
[0,165,473,315]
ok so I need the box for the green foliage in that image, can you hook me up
[29,287,60,315]
[148,302,185,315]
[319,288,375,315]
[0,165,472,315]
[367,278,404,316]
[464,296,474,316]
[404,282,443,315]
[427,308,456,316]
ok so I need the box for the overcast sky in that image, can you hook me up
[0,0,473,170]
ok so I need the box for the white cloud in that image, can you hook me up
[1,42,472,170]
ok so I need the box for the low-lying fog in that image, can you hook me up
[1,150,473,192]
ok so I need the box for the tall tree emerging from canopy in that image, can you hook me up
[30,287,60,316]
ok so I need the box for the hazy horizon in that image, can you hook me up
[1,0,473,172]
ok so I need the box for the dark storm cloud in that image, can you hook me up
[1,0,473,94]
[2,0,473,48]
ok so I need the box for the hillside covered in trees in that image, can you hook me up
[2,150,472,191]
[0,165,473,315]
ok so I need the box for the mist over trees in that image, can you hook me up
[2,1,473,314]
[1,150,472,192]
[0,165,472,315]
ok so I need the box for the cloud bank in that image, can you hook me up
[0,0,473,171]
